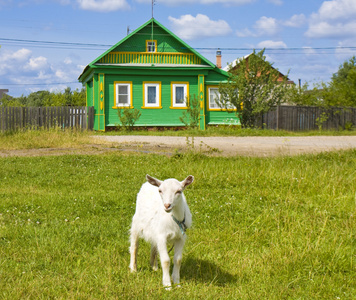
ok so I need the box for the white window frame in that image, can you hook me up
[171,83,188,108]
[114,82,132,108]
[208,87,221,110]
[143,82,161,108]
[146,40,157,53]
[208,86,236,111]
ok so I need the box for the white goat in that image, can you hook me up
[129,174,194,288]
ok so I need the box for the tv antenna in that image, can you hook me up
[151,0,156,19]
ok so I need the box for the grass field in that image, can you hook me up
[102,126,356,137]
[0,129,355,299]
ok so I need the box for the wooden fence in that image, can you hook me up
[258,106,356,131]
[0,106,94,132]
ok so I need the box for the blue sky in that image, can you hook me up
[1,0,356,97]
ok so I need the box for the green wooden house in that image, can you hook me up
[78,18,239,131]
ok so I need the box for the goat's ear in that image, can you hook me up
[181,175,194,188]
[146,174,162,187]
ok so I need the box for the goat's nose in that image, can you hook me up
[164,203,171,210]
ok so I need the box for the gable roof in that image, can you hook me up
[95,18,215,67]
[79,18,221,81]
[223,53,294,84]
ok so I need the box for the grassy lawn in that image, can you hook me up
[0,145,355,298]
[0,128,93,150]
[1,126,356,152]
[101,126,356,137]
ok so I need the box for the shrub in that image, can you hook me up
[117,108,142,131]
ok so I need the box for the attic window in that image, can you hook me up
[146,40,157,52]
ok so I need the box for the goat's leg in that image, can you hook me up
[172,239,185,286]
[157,240,171,288]
[150,244,158,271]
[129,229,139,272]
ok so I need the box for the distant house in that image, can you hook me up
[223,53,295,85]
[78,18,239,131]
[0,89,9,100]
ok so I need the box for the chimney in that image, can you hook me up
[216,49,222,69]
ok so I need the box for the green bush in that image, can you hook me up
[117,108,142,131]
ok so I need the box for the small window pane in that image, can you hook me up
[147,86,156,103]
[175,86,185,104]
[118,95,128,104]
[118,85,127,95]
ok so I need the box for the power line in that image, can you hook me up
[1,82,81,86]
[1,37,356,53]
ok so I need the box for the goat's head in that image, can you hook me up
[146,174,194,212]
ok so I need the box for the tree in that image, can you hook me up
[0,87,86,107]
[179,95,200,129]
[286,81,329,107]
[218,49,289,128]
[328,56,356,107]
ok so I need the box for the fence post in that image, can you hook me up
[276,105,280,131]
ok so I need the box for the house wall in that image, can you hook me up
[205,70,240,126]
[104,73,200,127]
[98,68,240,129]
[85,68,241,129]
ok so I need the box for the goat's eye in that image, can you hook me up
[176,190,182,195]
[158,190,162,194]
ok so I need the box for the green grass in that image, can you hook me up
[102,126,356,137]
[0,150,355,299]
[1,126,356,152]
[0,127,93,150]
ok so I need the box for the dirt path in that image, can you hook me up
[95,135,356,157]
[1,135,356,157]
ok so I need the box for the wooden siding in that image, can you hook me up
[98,52,202,65]
[104,75,201,127]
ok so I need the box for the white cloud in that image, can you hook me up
[283,14,306,28]
[136,0,255,5]
[254,16,279,36]
[0,48,32,75]
[334,41,356,60]
[257,40,287,49]
[25,56,49,71]
[236,16,279,37]
[200,0,254,3]
[302,47,317,56]
[77,0,129,12]
[0,48,81,90]
[55,69,70,81]
[236,28,254,37]
[317,0,356,21]
[168,14,232,40]
[64,58,72,65]
[306,0,356,39]
[306,20,356,39]
[267,0,282,5]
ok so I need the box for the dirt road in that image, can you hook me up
[96,135,356,157]
[1,135,356,157]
